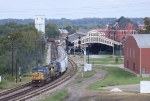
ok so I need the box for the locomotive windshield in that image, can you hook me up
[32,67,44,73]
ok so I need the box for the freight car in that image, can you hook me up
[31,43,68,86]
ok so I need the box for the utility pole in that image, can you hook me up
[12,39,14,77]
[8,36,17,77]
[35,41,38,66]
[35,39,45,66]
[16,58,18,83]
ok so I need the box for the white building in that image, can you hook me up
[35,15,45,38]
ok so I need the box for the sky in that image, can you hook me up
[0,0,150,19]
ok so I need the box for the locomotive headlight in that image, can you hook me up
[39,81,40,82]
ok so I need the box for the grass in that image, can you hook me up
[88,56,124,64]
[0,76,31,91]
[76,71,95,83]
[38,89,68,101]
[88,66,150,89]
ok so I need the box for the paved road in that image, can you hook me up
[88,55,109,58]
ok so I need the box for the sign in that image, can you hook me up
[140,81,150,93]
[19,67,21,75]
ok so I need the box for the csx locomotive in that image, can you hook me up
[31,43,68,86]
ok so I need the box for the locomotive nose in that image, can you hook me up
[36,73,39,77]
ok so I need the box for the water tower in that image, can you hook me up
[35,15,45,39]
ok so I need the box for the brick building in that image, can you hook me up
[124,34,150,77]
[107,16,139,42]
[59,29,69,39]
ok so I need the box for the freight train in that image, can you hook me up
[31,41,68,86]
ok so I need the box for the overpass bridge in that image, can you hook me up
[72,30,121,48]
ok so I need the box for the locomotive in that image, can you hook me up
[31,42,68,86]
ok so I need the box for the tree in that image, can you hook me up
[138,17,150,34]
[0,23,41,75]
[45,23,60,38]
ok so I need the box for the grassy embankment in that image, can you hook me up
[89,56,124,64]
[88,56,150,89]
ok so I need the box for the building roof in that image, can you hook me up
[111,16,139,29]
[59,29,69,34]
[76,29,91,35]
[68,33,86,42]
[132,34,150,48]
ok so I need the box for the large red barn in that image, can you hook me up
[124,34,150,77]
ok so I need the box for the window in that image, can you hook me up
[133,63,135,71]
[36,18,38,20]
[41,18,43,20]
[130,48,131,57]
[133,49,135,58]
[132,30,135,34]
[122,30,126,35]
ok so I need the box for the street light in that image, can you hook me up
[80,47,86,78]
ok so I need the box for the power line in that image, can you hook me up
[0,8,148,15]
[0,1,150,11]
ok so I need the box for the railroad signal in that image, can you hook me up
[78,36,81,51]
[66,36,69,54]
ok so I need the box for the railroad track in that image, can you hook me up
[51,41,58,61]
[0,58,77,101]
[0,41,77,101]
[0,82,31,98]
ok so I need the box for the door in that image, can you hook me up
[142,68,146,74]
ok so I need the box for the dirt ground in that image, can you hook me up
[65,55,150,101]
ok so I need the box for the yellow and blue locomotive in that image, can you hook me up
[31,45,68,86]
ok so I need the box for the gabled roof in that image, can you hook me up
[132,34,150,48]
[59,29,69,34]
[111,16,139,29]
[76,29,91,35]
[68,33,86,42]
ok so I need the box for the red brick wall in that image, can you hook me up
[124,36,140,74]
[59,34,68,38]
[141,48,150,74]
[107,23,138,42]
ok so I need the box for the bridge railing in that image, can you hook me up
[72,34,121,47]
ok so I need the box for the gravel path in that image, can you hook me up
[64,68,107,101]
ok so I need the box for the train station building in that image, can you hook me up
[65,16,139,55]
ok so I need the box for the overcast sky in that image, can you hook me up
[0,0,150,19]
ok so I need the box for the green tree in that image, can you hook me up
[138,17,150,34]
[45,23,60,38]
[0,23,42,75]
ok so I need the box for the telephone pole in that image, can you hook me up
[8,36,17,77]
[35,39,45,66]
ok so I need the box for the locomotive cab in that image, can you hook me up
[31,66,50,86]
